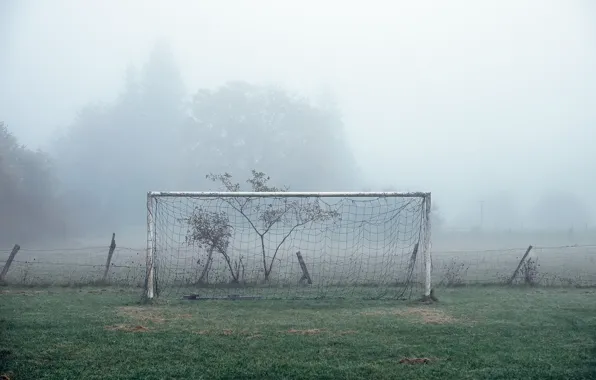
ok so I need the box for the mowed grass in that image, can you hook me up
[1,287,596,380]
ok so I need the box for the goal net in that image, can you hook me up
[145,191,432,300]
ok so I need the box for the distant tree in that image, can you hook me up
[182,82,360,191]
[0,122,62,244]
[52,45,361,238]
[203,170,340,281]
[52,41,187,230]
[529,191,591,230]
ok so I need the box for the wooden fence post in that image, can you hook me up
[507,245,533,285]
[296,251,312,285]
[0,244,21,283]
[102,233,117,282]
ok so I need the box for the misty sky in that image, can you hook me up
[1,0,595,226]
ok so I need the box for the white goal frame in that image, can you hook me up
[145,191,432,300]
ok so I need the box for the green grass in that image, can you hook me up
[1,287,595,380]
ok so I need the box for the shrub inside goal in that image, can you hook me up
[145,191,432,300]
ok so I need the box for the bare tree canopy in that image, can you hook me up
[185,170,341,283]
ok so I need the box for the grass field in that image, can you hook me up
[1,286,595,380]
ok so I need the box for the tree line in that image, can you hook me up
[3,42,589,245]
[1,42,361,244]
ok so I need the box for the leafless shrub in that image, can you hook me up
[206,170,341,281]
[521,257,539,285]
[439,259,469,287]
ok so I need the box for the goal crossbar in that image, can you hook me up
[148,191,431,198]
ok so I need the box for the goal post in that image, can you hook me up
[145,191,432,300]
[145,193,156,300]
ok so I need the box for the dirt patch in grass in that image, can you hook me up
[117,306,192,324]
[86,289,107,294]
[362,307,458,324]
[399,357,441,364]
[117,306,167,323]
[285,329,325,335]
[360,310,386,316]
[337,330,358,335]
[399,308,457,324]
[0,289,46,296]
[104,324,149,332]
[193,329,262,339]
[194,328,352,338]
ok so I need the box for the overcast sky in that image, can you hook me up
[1,0,595,225]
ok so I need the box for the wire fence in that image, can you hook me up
[0,244,146,287]
[432,244,596,287]
[1,242,595,288]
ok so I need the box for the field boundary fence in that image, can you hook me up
[432,243,596,287]
[1,236,595,288]
[0,234,146,287]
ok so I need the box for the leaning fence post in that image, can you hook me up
[0,244,21,283]
[296,251,312,285]
[102,233,117,282]
[508,245,533,285]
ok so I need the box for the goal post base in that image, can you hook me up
[419,288,439,303]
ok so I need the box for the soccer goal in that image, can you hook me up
[145,191,432,300]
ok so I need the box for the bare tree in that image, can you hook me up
[185,207,241,283]
[207,170,340,281]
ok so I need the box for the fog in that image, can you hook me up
[1,0,595,242]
